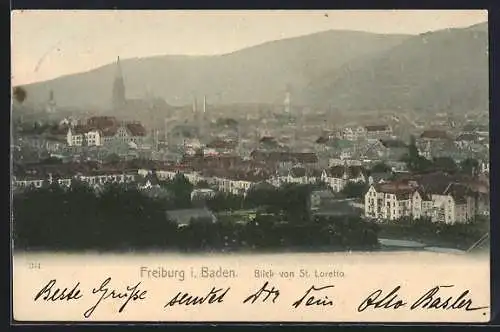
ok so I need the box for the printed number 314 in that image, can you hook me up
[28,262,41,269]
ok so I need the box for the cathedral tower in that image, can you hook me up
[112,56,126,110]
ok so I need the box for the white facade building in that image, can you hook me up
[67,128,102,147]
[364,182,476,224]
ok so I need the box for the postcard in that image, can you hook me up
[11,9,490,323]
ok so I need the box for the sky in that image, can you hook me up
[11,10,487,86]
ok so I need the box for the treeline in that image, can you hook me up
[13,181,379,252]
[402,136,484,174]
[379,216,490,250]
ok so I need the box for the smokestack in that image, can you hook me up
[193,97,197,114]
[284,91,290,114]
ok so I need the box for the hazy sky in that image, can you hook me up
[11,10,487,86]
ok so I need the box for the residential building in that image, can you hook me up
[364,180,477,224]
[365,125,392,139]
[341,126,366,141]
[364,182,431,221]
[67,126,102,147]
[285,166,321,185]
[321,165,366,192]
[250,150,319,169]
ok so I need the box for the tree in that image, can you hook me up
[195,180,210,189]
[340,182,369,199]
[460,158,479,176]
[13,86,27,104]
[433,157,458,173]
[105,153,121,165]
[166,173,194,208]
[40,156,63,165]
[279,184,311,224]
[402,136,433,173]
[371,162,391,173]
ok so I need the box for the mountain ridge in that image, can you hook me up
[300,22,488,112]
[16,29,411,110]
[15,22,488,114]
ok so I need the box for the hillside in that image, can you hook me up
[301,22,489,113]
[17,30,409,110]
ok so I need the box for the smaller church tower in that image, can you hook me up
[45,90,57,113]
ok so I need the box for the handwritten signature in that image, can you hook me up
[358,285,488,312]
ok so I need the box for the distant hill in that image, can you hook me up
[301,22,489,113]
[16,30,409,111]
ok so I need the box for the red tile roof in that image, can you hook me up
[87,116,118,130]
[206,139,237,149]
[324,166,365,179]
[420,130,449,140]
[250,150,318,164]
[126,123,147,137]
[365,125,390,132]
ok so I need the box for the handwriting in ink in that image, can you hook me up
[357,286,407,312]
[292,284,335,308]
[83,277,147,318]
[243,281,280,304]
[164,287,229,307]
[34,279,83,302]
[410,285,489,311]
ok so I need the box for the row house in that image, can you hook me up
[208,169,271,196]
[428,182,477,224]
[454,133,480,149]
[250,150,319,170]
[139,165,201,185]
[419,129,450,141]
[282,166,321,185]
[203,139,238,156]
[76,172,137,187]
[462,123,489,137]
[67,126,101,147]
[19,135,67,153]
[321,165,366,192]
[13,176,71,190]
[13,171,137,191]
[365,125,393,140]
[66,120,147,147]
[341,126,367,141]
[329,158,363,168]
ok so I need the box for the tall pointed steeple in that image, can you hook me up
[112,56,126,110]
[115,56,123,78]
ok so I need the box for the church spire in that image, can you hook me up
[115,56,123,79]
[112,56,126,110]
